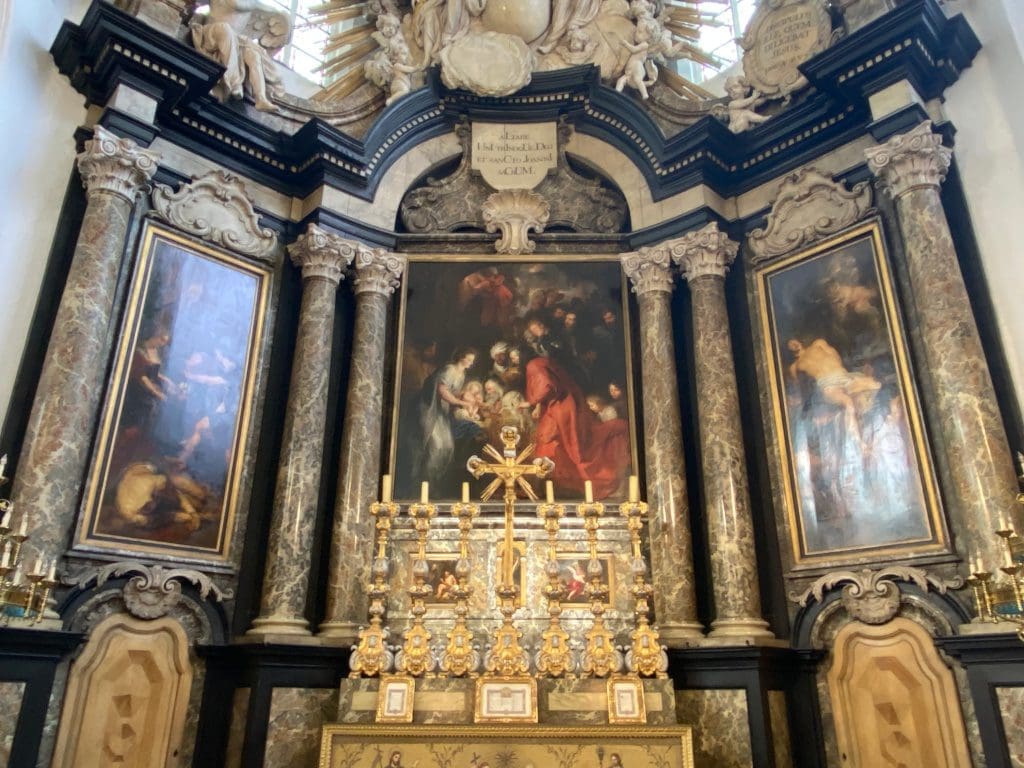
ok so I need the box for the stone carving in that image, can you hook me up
[77,125,160,203]
[401,121,626,236]
[670,222,739,281]
[791,566,964,625]
[151,170,278,261]
[865,120,952,198]
[621,246,676,295]
[740,0,833,100]
[312,0,716,103]
[482,189,550,254]
[288,223,358,284]
[351,247,406,296]
[189,0,293,112]
[67,561,233,621]
[747,167,873,262]
[723,75,770,134]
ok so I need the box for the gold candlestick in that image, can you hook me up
[350,477,400,678]
[578,482,621,678]
[468,426,553,678]
[619,477,667,678]
[398,484,438,677]
[441,483,480,677]
[535,482,573,677]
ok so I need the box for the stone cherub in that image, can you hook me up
[365,11,420,105]
[616,12,657,99]
[724,75,770,133]
[189,0,292,112]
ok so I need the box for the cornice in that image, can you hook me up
[50,0,979,214]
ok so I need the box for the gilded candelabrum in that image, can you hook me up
[619,477,667,678]
[0,455,58,626]
[577,482,622,678]
[468,426,553,677]
[535,482,574,677]
[350,476,400,677]
[397,485,438,676]
[440,483,481,677]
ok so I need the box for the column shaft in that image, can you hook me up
[11,127,158,578]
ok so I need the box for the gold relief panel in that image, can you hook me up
[753,220,946,568]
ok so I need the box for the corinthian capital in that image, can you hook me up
[621,246,676,296]
[352,247,405,296]
[670,222,739,282]
[288,224,357,285]
[76,125,160,203]
[865,121,952,198]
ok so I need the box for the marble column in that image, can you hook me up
[248,225,355,639]
[621,246,705,644]
[11,126,158,596]
[672,223,773,640]
[318,247,405,642]
[866,121,1021,571]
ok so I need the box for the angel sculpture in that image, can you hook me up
[615,19,657,99]
[724,75,770,133]
[189,0,292,112]
[365,12,420,105]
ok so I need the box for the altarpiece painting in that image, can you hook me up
[389,258,638,503]
[755,221,944,565]
[78,223,269,563]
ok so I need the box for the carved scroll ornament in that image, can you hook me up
[482,189,551,255]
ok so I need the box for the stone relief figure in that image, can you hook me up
[365,12,420,105]
[189,0,293,112]
[724,75,770,133]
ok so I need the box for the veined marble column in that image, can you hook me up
[673,223,773,640]
[866,122,1021,571]
[11,126,158,598]
[248,225,355,639]
[621,247,705,644]
[318,247,405,642]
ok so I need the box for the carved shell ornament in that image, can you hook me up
[482,189,551,255]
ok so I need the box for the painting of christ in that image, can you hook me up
[756,222,944,564]
[390,259,638,503]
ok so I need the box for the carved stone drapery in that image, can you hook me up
[747,167,873,262]
[151,170,277,260]
[482,189,550,255]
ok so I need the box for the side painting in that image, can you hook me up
[756,222,944,565]
[390,259,637,502]
[79,223,268,563]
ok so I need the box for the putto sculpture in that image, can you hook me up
[311,0,718,103]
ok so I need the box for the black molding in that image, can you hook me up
[0,628,85,768]
[937,634,1024,768]
[50,0,977,212]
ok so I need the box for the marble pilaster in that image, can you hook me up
[621,247,704,644]
[673,223,772,640]
[249,225,355,638]
[11,126,158,612]
[866,122,1021,573]
[318,247,405,642]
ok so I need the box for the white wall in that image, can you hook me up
[943,0,1024,409]
[0,0,91,424]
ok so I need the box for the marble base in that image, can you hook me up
[658,622,707,648]
[246,616,311,638]
[697,635,790,649]
[708,617,776,640]
[236,632,324,647]
[958,621,1024,636]
[316,622,360,645]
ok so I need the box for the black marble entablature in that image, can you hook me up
[50,0,978,228]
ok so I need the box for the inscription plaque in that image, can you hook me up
[741,0,832,99]
[472,122,557,190]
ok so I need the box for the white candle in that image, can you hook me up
[973,555,984,574]
[420,481,429,504]
[1,543,9,568]
[628,475,639,503]
[0,454,6,480]
[462,482,470,504]
[32,556,42,577]
[47,560,57,581]
[545,481,554,504]
[16,515,27,537]
[381,475,392,503]
[584,480,594,504]
[998,512,1010,531]
[0,505,11,530]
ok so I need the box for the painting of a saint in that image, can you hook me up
[758,224,943,562]
[391,260,637,502]
[80,225,267,561]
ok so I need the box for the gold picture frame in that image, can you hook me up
[376,676,415,723]
[319,724,695,768]
[77,222,270,565]
[607,676,647,724]
[754,220,945,567]
[474,677,538,723]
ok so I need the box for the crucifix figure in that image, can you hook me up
[467,425,554,676]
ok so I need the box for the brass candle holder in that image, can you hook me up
[535,481,573,678]
[577,482,621,678]
[440,483,480,677]
[995,528,1024,612]
[619,476,667,678]
[397,483,438,677]
[350,476,400,677]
